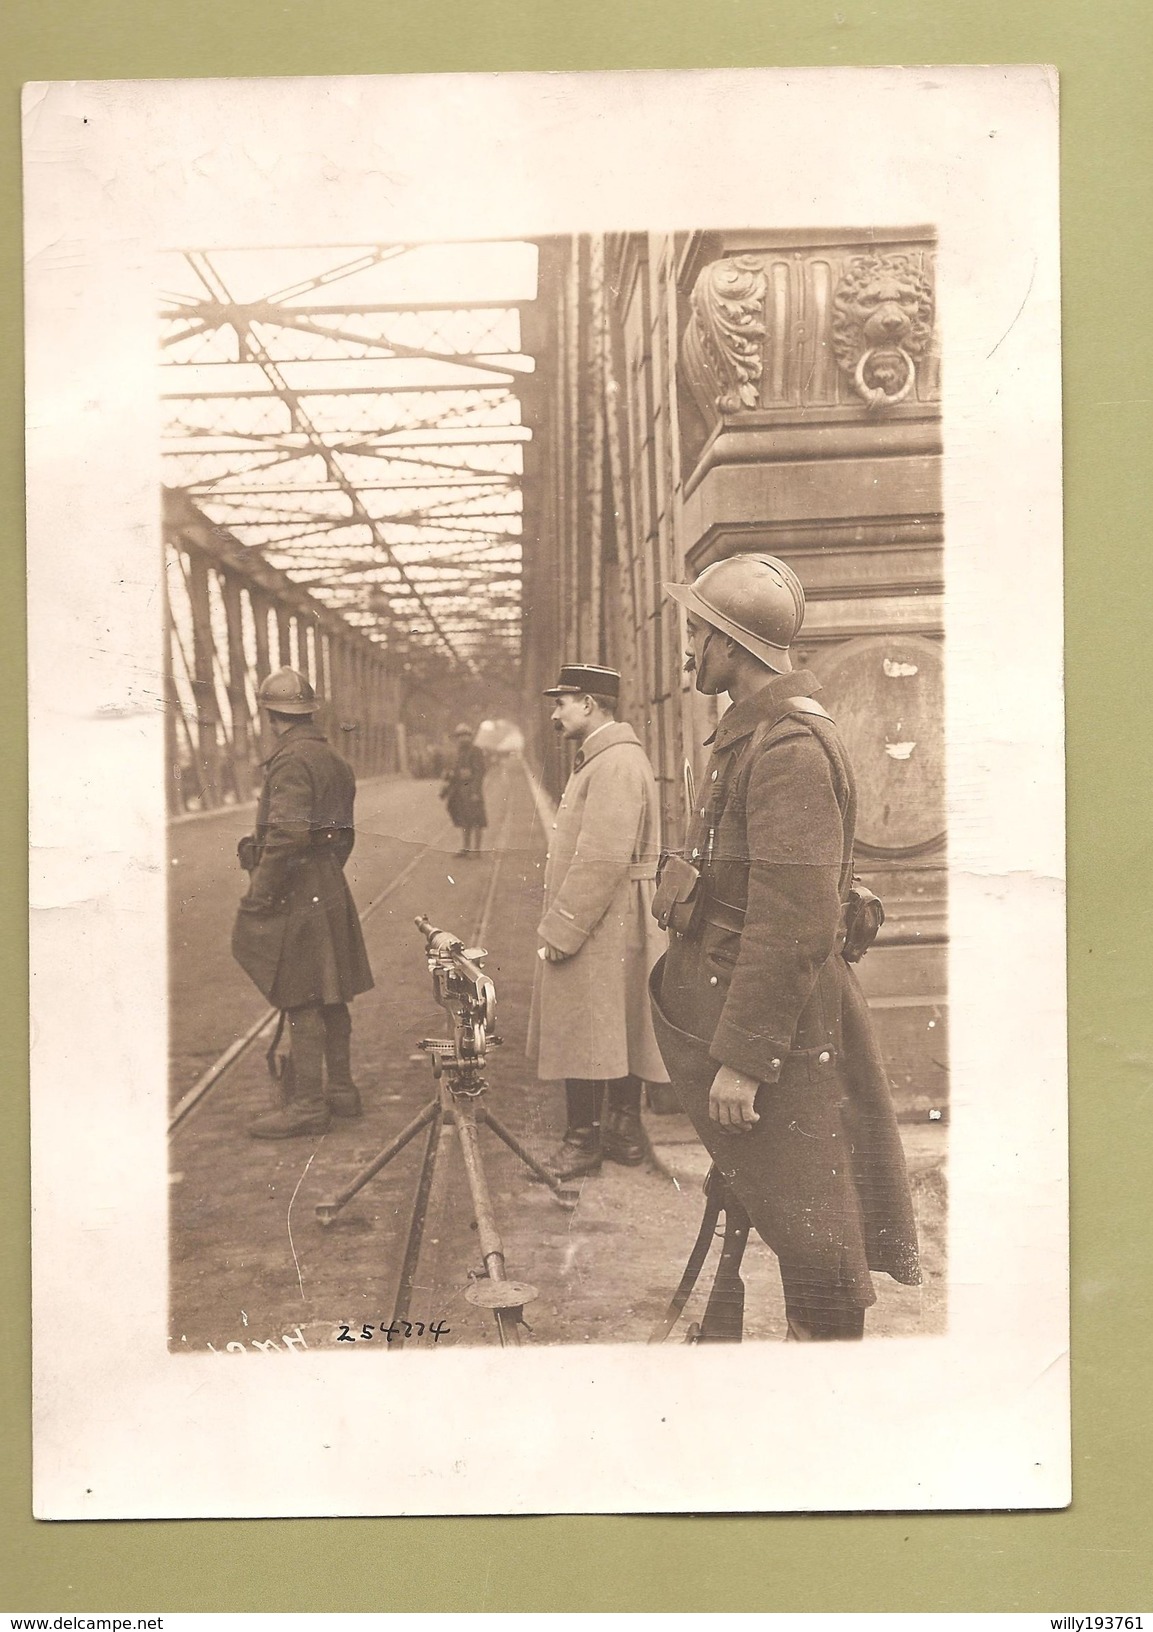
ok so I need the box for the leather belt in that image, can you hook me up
[310,829,345,847]
[702,895,849,952]
[701,897,745,935]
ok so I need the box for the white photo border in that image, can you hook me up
[25,65,1066,1517]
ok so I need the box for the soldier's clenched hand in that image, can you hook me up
[709,1065,761,1131]
[541,941,572,963]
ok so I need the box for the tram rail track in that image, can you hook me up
[170,760,709,1353]
[168,759,532,1136]
[168,817,457,1133]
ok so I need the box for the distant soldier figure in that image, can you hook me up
[441,722,487,858]
[528,664,670,1177]
[232,667,374,1139]
[650,556,920,1340]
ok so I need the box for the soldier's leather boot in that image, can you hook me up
[779,1263,866,1341]
[250,1005,332,1138]
[534,1079,604,1179]
[326,1082,363,1118]
[602,1105,646,1166]
[602,1075,646,1165]
[540,1125,602,1180]
[322,1003,362,1118]
[248,1097,331,1139]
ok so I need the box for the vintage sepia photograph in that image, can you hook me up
[26,67,1065,1517]
[163,231,944,1352]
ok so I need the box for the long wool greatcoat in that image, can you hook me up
[441,742,488,830]
[232,722,375,1012]
[651,669,920,1305]
[528,721,669,1083]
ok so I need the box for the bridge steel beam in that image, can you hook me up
[164,487,402,813]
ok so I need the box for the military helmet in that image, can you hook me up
[257,667,317,715]
[665,553,806,674]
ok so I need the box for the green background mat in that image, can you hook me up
[5,0,1151,1612]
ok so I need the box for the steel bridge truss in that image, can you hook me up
[161,245,532,678]
[160,242,536,810]
[164,488,408,812]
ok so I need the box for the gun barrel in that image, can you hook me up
[416,914,468,961]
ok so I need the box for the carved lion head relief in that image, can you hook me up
[832,254,935,409]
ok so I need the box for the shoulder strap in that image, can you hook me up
[784,694,834,722]
[736,695,856,898]
[791,707,857,897]
[735,694,834,767]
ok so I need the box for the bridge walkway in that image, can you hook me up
[168,760,943,1354]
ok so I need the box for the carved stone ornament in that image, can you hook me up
[831,253,935,410]
[683,255,768,415]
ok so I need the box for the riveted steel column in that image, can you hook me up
[297,612,309,673]
[311,623,324,701]
[250,590,271,683]
[328,636,343,743]
[276,605,292,668]
[380,654,389,774]
[350,642,365,768]
[359,646,373,772]
[341,643,357,771]
[162,561,183,815]
[185,550,222,808]
[314,627,331,738]
[221,571,253,801]
[366,649,381,773]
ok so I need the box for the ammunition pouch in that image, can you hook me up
[652,853,702,934]
[660,874,884,964]
[842,880,885,963]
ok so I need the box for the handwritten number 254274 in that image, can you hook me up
[336,1320,450,1343]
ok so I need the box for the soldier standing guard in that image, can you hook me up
[440,722,488,858]
[650,556,921,1340]
[232,667,375,1139]
[528,664,670,1178]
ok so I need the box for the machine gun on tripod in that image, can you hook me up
[316,916,574,1346]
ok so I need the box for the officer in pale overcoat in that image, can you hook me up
[232,667,375,1139]
[527,664,669,1178]
[650,556,920,1339]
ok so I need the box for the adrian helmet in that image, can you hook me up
[664,554,806,674]
[257,667,318,716]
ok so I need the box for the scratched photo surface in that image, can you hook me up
[26,68,1066,1517]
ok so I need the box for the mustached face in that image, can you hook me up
[550,693,593,740]
[684,617,727,695]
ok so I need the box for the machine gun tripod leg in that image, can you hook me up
[314,915,574,1346]
[313,1099,440,1226]
[476,1106,579,1205]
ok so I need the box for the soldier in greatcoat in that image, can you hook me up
[527,664,670,1177]
[650,556,921,1339]
[440,722,488,857]
[232,667,375,1139]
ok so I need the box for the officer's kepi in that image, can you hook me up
[542,664,621,699]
